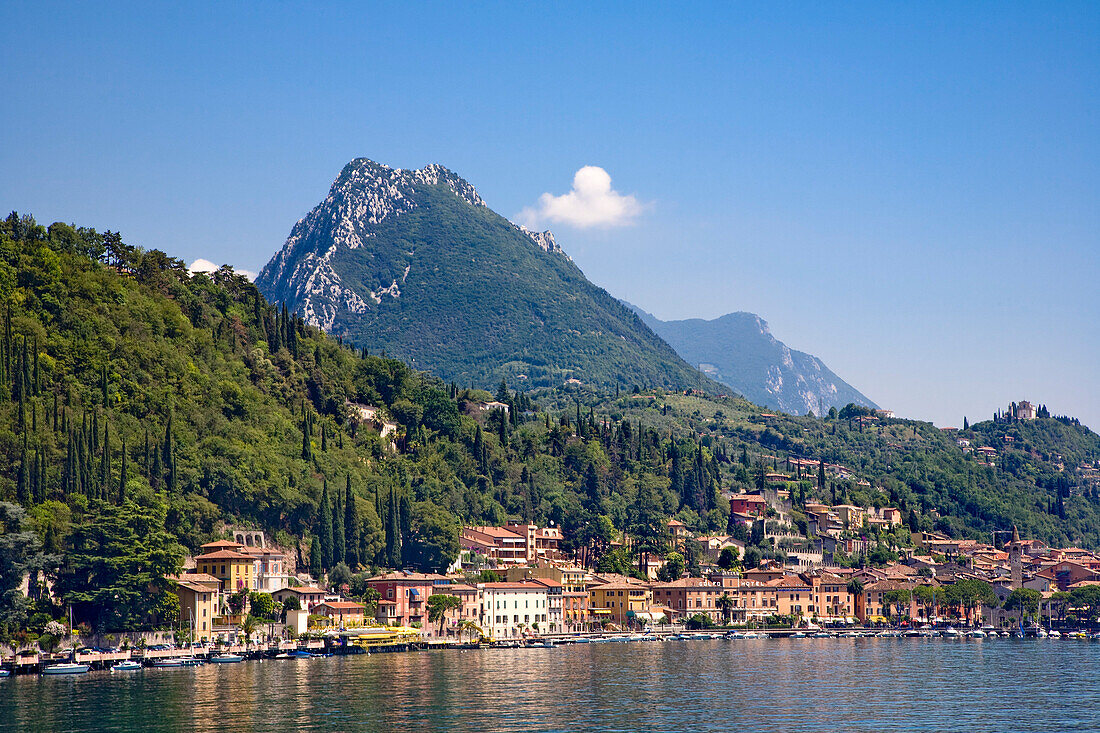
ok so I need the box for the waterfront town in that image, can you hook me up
[8,479,1100,676]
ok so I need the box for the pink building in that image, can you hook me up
[365,571,451,633]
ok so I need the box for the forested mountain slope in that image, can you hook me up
[256,159,717,392]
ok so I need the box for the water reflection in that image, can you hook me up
[3,639,1098,732]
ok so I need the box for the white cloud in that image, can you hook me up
[519,166,643,229]
[188,258,219,274]
[188,259,256,281]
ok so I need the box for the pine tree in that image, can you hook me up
[319,481,334,570]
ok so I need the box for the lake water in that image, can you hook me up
[3,637,1098,732]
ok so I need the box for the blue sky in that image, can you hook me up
[2,2,1097,428]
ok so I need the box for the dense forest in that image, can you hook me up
[1,212,1098,639]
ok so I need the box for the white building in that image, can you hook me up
[479,581,550,639]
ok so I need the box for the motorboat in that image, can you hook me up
[209,653,244,663]
[790,631,807,638]
[0,669,10,677]
[942,627,961,638]
[42,662,90,675]
[966,629,987,638]
[111,660,143,672]
[153,657,204,667]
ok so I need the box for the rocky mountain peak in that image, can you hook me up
[256,159,563,331]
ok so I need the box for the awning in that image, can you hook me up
[867,615,890,623]
[592,609,613,616]
[634,612,665,622]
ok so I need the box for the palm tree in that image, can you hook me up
[717,593,735,625]
[239,615,259,647]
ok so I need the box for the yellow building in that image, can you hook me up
[588,578,652,626]
[169,574,220,641]
[194,546,255,595]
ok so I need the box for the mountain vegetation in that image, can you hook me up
[256,159,717,393]
[1,211,1098,640]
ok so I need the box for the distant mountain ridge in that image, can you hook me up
[257,158,718,392]
[625,302,877,416]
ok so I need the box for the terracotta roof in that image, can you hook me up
[463,526,525,540]
[366,571,449,582]
[277,585,326,595]
[318,601,366,611]
[482,582,550,591]
[194,550,252,561]
[200,540,243,550]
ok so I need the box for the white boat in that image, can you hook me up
[1049,630,1062,639]
[966,630,987,638]
[942,627,961,637]
[209,653,244,663]
[154,657,204,667]
[790,632,807,638]
[111,660,143,672]
[42,662,90,675]
[0,669,10,677]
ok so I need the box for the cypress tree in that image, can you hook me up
[163,412,176,494]
[100,421,110,500]
[309,537,322,580]
[386,487,401,568]
[333,482,345,566]
[345,475,359,568]
[399,492,412,566]
[118,436,127,503]
[319,481,334,570]
[17,446,29,504]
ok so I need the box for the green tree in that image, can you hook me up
[404,502,459,573]
[717,546,740,571]
[344,476,360,568]
[54,498,183,631]
[661,551,686,581]
[717,592,735,624]
[328,561,353,591]
[0,502,57,636]
[1003,587,1041,626]
[882,589,912,620]
[309,537,322,580]
[248,592,278,621]
[426,593,463,636]
[318,481,334,570]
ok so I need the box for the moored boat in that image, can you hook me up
[154,657,204,667]
[42,662,90,675]
[111,660,143,672]
[209,653,244,663]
